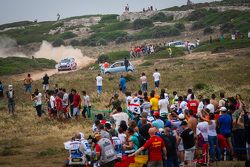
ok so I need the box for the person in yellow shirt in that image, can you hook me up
[150,92,159,115]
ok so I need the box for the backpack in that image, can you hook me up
[136,133,146,147]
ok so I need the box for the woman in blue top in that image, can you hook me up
[123,127,139,154]
[0,81,3,98]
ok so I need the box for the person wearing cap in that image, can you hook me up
[161,121,179,167]
[129,128,167,167]
[152,112,164,129]
[175,114,185,166]
[217,106,233,159]
[6,85,15,115]
[65,133,87,166]
[179,121,195,167]
[95,133,117,167]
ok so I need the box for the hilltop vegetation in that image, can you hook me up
[0,57,56,76]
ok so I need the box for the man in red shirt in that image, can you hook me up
[72,89,81,120]
[187,94,199,115]
[55,94,63,119]
[129,127,167,167]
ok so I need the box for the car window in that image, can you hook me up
[112,63,121,68]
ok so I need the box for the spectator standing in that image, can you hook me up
[196,38,200,47]
[31,89,43,117]
[153,69,161,89]
[96,74,103,95]
[42,73,49,91]
[187,94,199,115]
[119,75,126,94]
[68,89,74,117]
[248,30,250,39]
[129,128,167,167]
[110,107,129,130]
[152,112,164,129]
[167,47,172,57]
[82,91,91,118]
[6,85,15,115]
[180,121,195,167]
[217,107,233,158]
[158,93,169,118]
[208,113,221,162]
[210,94,219,110]
[24,73,33,93]
[140,73,148,92]
[124,58,129,72]
[0,81,4,98]
[95,133,117,167]
[72,89,81,120]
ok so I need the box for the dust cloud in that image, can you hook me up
[0,36,95,68]
[33,41,95,67]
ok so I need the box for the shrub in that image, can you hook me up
[97,54,110,63]
[60,31,77,39]
[96,38,107,46]
[192,21,205,30]
[124,74,136,82]
[188,9,207,21]
[152,27,180,38]
[107,51,130,61]
[115,37,126,44]
[203,27,214,35]
[133,19,153,30]
[150,12,173,22]
[100,14,119,23]
[174,23,185,31]
[193,83,209,91]
[52,38,64,47]
[220,22,235,33]
[70,39,80,46]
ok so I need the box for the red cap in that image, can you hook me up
[153,112,160,117]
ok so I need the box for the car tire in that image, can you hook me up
[105,72,111,75]
[190,46,195,50]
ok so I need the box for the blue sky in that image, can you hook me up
[0,0,217,24]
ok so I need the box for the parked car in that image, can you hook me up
[58,58,77,71]
[102,61,135,74]
[167,41,196,50]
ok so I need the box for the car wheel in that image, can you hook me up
[128,69,133,73]
[105,72,111,75]
[190,46,195,50]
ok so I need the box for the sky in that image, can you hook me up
[0,0,217,25]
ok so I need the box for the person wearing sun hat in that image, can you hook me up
[152,111,164,129]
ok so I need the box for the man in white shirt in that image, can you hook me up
[158,93,169,117]
[140,72,148,92]
[82,91,91,118]
[205,98,215,113]
[96,74,103,95]
[153,69,160,89]
[111,107,129,130]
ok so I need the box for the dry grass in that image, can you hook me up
[0,50,250,166]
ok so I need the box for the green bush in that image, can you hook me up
[89,30,127,42]
[100,14,119,23]
[115,37,127,44]
[133,19,153,30]
[70,39,80,46]
[220,23,235,33]
[187,9,207,21]
[96,38,107,46]
[152,26,180,38]
[52,38,65,47]
[97,54,110,63]
[203,27,214,35]
[144,47,185,60]
[192,21,205,30]
[107,51,130,62]
[193,83,209,91]
[150,12,173,22]
[0,57,56,76]
[102,21,131,32]
[0,21,34,30]
[174,23,185,31]
[60,31,77,39]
